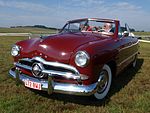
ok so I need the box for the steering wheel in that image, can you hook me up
[98,29,105,32]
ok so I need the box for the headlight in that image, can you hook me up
[11,45,20,56]
[75,51,90,67]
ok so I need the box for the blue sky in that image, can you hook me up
[0,0,150,31]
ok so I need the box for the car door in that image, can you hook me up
[116,23,137,74]
[124,23,139,58]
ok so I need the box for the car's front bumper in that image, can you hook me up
[9,69,98,96]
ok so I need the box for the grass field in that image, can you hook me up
[0,27,56,34]
[134,32,150,36]
[0,27,150,36]
[0,36,150,113]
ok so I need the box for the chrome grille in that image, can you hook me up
[15,57,88,80]
[19,60,32,67]
[43,64,76,74]
[18,60,75,74]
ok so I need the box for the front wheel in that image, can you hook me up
[94,64,112,100]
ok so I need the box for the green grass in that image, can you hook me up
[134,32,150,36]
[0,36,150,113]
[0,27,56,34]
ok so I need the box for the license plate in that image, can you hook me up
[24,80,41,90]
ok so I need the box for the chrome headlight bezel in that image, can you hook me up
[75,51,90,67]
[11,45,20,56]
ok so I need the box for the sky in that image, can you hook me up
[0,0,150,31]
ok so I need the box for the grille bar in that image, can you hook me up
[15,57,88,80]
[32,57,79,75]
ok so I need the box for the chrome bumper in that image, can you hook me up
[9,69,98,96]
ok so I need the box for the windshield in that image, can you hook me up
[60,20,87,33]
[60,20,115,35]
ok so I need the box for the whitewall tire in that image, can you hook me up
[132,54,137,68]
[94,64,112,100]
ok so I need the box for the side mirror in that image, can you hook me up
[123,31,129,37]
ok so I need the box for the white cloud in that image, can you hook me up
[0,0,51,12]
[59,1,150,31]
[0,0,149,31]
[66,0,104,7]
[115,2,141,11]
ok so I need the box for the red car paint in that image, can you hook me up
[13,18,139,85]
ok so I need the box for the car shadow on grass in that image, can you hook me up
[31,58,144,106]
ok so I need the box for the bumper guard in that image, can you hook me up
[9,69,98,96]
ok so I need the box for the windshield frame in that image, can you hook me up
[59,19,116,36]
[59,20,88,33]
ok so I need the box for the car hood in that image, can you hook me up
[17,32,109,63]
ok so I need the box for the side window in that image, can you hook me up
[125,23,130,33]
[69,23,80,32]
[125,24,135,37]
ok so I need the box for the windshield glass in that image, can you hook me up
[60,20,115,35]
[60,20,87,33]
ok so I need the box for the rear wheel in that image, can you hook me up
[132,54,137,68]
[94,64,112,100]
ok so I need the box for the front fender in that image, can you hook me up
[69,38,117,85]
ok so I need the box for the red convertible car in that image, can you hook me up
[9,18,139,100]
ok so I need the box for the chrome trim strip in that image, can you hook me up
[42,70,81,80]
[117,52,138,67]
[16,63,32,70]
[118,40,139,52]
[9,69,97,96]
[19,58,32,62]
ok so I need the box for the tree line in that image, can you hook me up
[10,25,57,30]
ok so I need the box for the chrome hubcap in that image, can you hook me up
[97,70,109,93]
